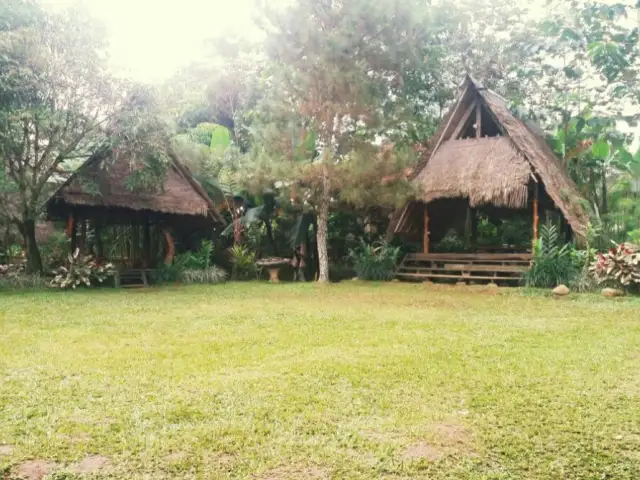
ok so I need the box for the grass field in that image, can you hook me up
[1,282,639,479]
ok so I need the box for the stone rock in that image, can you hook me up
[553,284,570,296]
[602,288,624,298]
[351,277,359,281]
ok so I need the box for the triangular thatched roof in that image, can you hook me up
[46,146,224,223]
[389,75,589,239]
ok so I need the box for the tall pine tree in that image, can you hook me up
[257,0,429,282]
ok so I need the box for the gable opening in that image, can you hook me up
[457,102,502,139]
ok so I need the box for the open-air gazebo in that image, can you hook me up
[389,76,589,283]
[46,147,224,284]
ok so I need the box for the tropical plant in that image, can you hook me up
[434,229,466,253]
[524,224,576,288]
[39,231,69,270]
[0,273,48,290]
[590,242,640,291]
[174,240,214,270]
[50,249,116,289]
[180,266,228,285]
[229,244,257,280]
[349,240,400,281]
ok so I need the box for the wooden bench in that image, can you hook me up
[396,253,532,284]
[114,268,155,288]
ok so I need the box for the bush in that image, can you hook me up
[39,231,69,270]
[590,242,640,291]
[50,249,116,289]
[349,240,400,281]
[524,224,576,288]
[174,240,214,270]
[181,266,228,285]
[0,273,48,290]
[433,229,465,253]
[229,245,257,280]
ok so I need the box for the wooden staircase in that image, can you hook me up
[396,253,532,284]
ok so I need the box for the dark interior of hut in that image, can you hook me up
[398,181,571,254]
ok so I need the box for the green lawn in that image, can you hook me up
[1,283,639,479]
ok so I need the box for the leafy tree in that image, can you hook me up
[251,0,427,282]
[0,3,122,272]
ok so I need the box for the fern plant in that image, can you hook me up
[229,245,257,280]
[349,240,400,281]
[525,224,576,288]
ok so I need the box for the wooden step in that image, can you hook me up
[407,253,532,261]
[398,265,527,273]
[397,272,522,282]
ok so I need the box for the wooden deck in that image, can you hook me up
[396,253,532,284]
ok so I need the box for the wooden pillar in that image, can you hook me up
[161,227,175,265]
[68,213,78,254]
[423,203,430,254]
[533,183,540,244]
[476,102,482,139]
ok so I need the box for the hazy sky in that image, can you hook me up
[41,0,261,82]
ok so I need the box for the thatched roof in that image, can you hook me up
[390,75,589,239]
[46,147,224,223]
[416,137,531,208]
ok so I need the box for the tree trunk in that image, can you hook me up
[316,173,331,283]
[21,219,43,274]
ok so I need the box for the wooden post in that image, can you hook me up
[533,183,540,243]
[476,102,482,139]
[423,203,430,254]
[69,213,77,254]
[161,228,175,265]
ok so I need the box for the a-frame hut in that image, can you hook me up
[46,146,224,282]
[389,76,589,283]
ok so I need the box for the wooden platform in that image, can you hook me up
[396,253,532,284]
[114,268,155,288]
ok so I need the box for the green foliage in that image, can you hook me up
[590,242,640,291]
[174,240,214,270]
[39,231,69,270]
[525,224,576,288]
[349,240,400,281]
[180,266,228,285]
[0,273,48,290]
[434,229,466,253]
[229,244,257,280]
[50,249,116,289]
[153,263,183,284]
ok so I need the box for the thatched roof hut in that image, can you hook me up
[389,75,589,246]
[46,147,223,224]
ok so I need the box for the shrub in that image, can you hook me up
[433,229,465,253]
[50,249,116,289]
[0,273,48,290]
[524,224,576,288]
[229,245,257,280]
[40,231,69,270]
[180,266,228,285]
[589,242,640,291]
[349,240,400,281]
[174,240,214,270]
